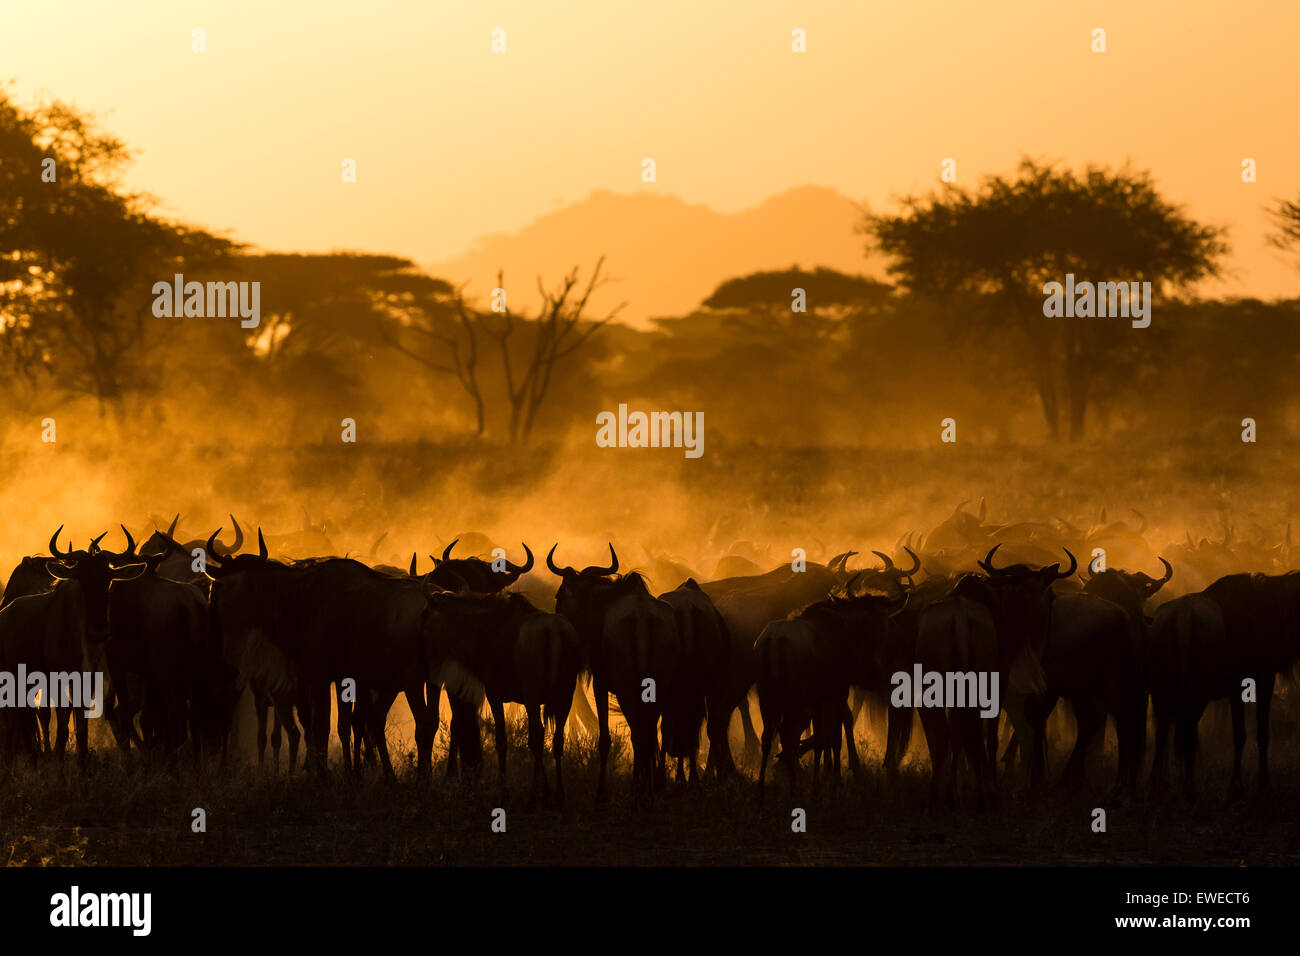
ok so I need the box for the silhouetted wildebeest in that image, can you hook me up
[429,538,534,592]
[549,545,679,804]
[698,551,857,775]
[206,531,439,780]
[914,545,1073,804]
[2,549,69,751]
[106,526,225,765]
[656,579,730,783]
[140,514,244,588]
[1015,560,1168,796]
[1148,570,1300,798]
[754,582,905,799]
[1146,593,1232,798]
[0,528,146,770]
[426,590,580,805]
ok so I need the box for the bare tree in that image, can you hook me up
[486,257,624,444]
[382,283,487,435]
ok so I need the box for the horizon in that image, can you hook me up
[3,0,1297,318]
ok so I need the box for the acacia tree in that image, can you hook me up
[868,158,1227,440]
[1271,195,1300,263]
[0,89,235,417]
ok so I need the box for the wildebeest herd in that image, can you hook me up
[0,500,1296,811]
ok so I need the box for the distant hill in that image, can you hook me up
[426,186,885,327]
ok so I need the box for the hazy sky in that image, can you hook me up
[2,0,1297,297]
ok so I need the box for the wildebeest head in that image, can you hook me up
[202,526,271,579]
[429,538,534,592]
[547,543,620,639]
[846,548,922,596]
[138,514,244,559]
[1083,557,1172,614]
[967,543,1076,670]
[46,526,148,641]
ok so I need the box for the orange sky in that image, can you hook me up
[2,0,1297,301]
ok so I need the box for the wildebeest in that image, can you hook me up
[205,531,438,779]
[754,583,905,799]
[699,551,858,774]
[1149,570,1300,798]
[549,545,679,804]
[0,528,146,770]
[914,545,1073,804]
[105,526,224,764]
[426,590,580,805]
[656,579,730,783]
[429,538,534,592]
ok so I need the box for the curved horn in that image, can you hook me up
[872,550,895,572]
[166,513,180,541]
[50,526,72,560]
[119,525,136,556]
[89,531,108,554]
[1154,556,1173,585]
[257,528,268,560]
[409,553,418,577]
[596,543,619,575]
[506,543,534,575]
[977,544,1004,574]
[228,515,244,552]
[1054,548,1078,580]
[442,538,459,562]
[898,546,921,577]
[206,529,227,567]
[546,544,574,578]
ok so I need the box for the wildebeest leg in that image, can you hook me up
[757,706,776,803]
[52,705,72,773]
[918,706,950,805]
[1149,701,1172,794]
[268,701,282,772]
[1256,673,1273,790]
[38,702,52,754]
[963,713,994,809]
[739,691,761,767]
[1063,697,1102,787]
[1228,693,1246,798]
[489,697,509,795]
[1001,731,1018,771]
[594,674,611,808]
[74,708,89,772]
[1175,708,1201,801]
[335,684,354,775]
[282,702,301,774]
[549,694,571,809]
[840,702,861,776]
[704,693,737,778]
[526,703,546,805]
[407,684,434,783]
[252,686,270,768]
[307,683,332,776]
[884,706,911,779]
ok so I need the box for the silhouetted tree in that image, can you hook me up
[1271,195,1300,265]
[704,267,893,322]
[868,158,1227,441]
[485,258,623,444]
[0,89,235,417]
